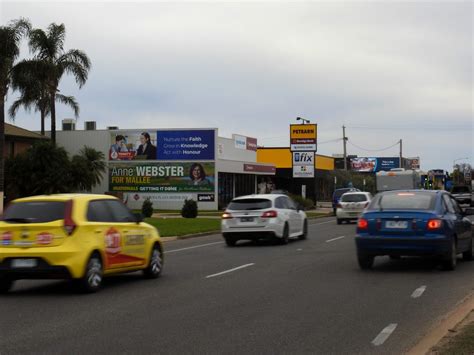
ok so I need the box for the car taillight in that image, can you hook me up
[357,218,368,230]
[261,210,278,218]
[376,218,381,230]
[64,200,77,236]
[427,219,442,230]
[221,212,233,219]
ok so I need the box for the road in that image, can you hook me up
[1,216,473,354]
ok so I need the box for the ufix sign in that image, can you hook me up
[293,152,314,166]
[290,124,317,151]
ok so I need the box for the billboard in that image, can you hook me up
[233,134,258,151]
[109,131,157,161]
[109,162,215,193]
[404,157,420,170]
[290,124,317,151]
[292,152,314,166]
[156,129,215,160]
[350,157,400,172]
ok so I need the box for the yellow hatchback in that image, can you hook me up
[0,194,163,293]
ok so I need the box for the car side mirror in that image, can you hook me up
[134,212,144,224]
[463,208,474,216]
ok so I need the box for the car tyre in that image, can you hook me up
[0,277,13,293]
[225,236,237,247]
[462,238,473,261]
[299,219,308,240]
[144,244,163,279]
[443,239,457,271]
[78,253,103,293]
[357,252,374,270]
[280,224,289,245]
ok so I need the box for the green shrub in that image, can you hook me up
[289,194,314,210]
[181,199,198,218]
[141,198,154,218]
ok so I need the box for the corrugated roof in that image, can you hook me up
[5,123,48,139]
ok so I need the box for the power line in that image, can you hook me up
[348,140,400,152]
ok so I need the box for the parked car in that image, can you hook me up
[336,192,372,224]
[221,194,308,246]
[332,188,360,215]
[355,190,473,270]
[450,185,473,206]
[0,194,163,293]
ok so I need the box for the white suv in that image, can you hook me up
[221,194,308,246]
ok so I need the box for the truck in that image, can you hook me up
[376,169,421,192]
[450,185,473,206]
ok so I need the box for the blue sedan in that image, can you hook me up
[355,190,473,270]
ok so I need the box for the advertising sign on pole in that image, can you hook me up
[290,124,317,151]
[293,165,315,178]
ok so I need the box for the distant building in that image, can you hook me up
[3,123,48,158]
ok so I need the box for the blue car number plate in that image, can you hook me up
[385,221,408,229]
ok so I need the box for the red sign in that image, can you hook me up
[243,164,276,174]
[246,137,258,151]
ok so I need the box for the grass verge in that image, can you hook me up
[145,217,220,237]
[430,312,474,355]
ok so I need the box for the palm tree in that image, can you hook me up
[0,18,30,209]
[10,59,79,135]
[28,23,90,143]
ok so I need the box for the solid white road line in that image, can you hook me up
[371,323,398,346]
[326,236,346,243]
[165,241,224,254]
[206,263,255,279]
[411,286,427,299]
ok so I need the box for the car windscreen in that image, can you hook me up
[2,201,66,223]
[451,186,470,193]
[369,192,435,211]
[341,194,367,202]
[228,199,272,211]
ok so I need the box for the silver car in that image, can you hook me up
[336,192,372,224]
[221,194,308,246]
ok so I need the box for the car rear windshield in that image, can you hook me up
[2,201,66,223]
[341,194,367,202]
[228,199,272,210]
[451,186,471,193]
[369,192,435,211]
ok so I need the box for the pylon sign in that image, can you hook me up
[292,152,315,178]
[290,124,317,152]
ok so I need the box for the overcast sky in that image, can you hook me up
[2,1,472,171]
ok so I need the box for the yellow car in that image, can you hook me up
[0,194,163,293]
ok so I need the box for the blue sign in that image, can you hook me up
[375,157,400,172]
[157,130,215,160]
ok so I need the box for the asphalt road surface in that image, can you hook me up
[1,216,473,354]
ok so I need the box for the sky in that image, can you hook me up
[1,0,472,172]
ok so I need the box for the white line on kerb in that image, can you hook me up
[164,241,224,254]
[411,286,427,299]
[371,323,398,346]
[206,263,255,279]
[326,236,345,243]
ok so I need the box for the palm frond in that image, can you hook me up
[58,49,91,87]
[56,94,79,118]
[47,23,66,57]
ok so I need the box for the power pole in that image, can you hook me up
[343,125,347,171]
[399,139,403,168]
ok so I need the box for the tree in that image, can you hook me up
[9,59,79,135]
[28,23,91,143]
[71,146,106,192]
[0,18,31,210]
[5,142,105,201]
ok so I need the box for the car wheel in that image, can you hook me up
[462,238,473,261]
[78,253,103,293]
[144,244,163,279]
[337,219,342,225]
[443,239,457,271]
[299,219,308,240]
[225,236,237,247]
[280,223,289,245]
[357,252,374,270]
[0,277,14,293]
